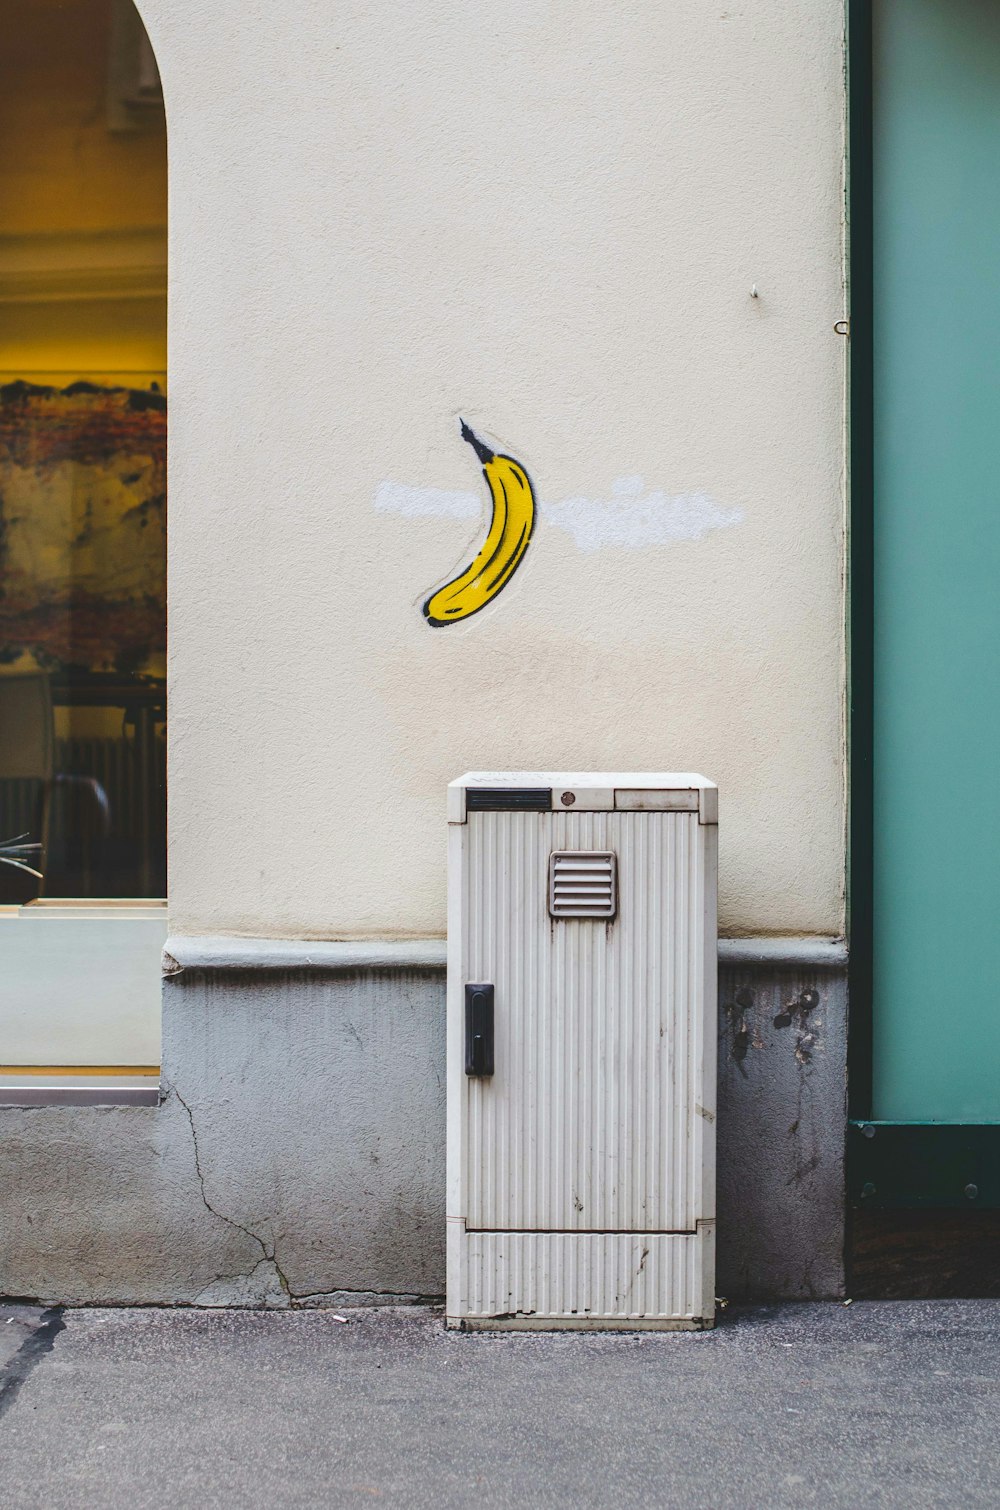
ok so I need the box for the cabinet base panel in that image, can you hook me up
[447,1315,714,1331]
[447,1224,715,1331]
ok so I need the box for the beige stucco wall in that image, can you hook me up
[148,0,846,940]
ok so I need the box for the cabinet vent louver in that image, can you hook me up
[548,851,618,920]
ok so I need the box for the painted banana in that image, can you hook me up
[423,421,535,626]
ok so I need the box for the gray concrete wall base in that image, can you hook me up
[0,965,446,1308]
[0,1097,267,1306]
[0,939,846,1305]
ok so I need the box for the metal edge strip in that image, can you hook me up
[0,1087,159,1107]
[718,937,848,969]
[162,936,451,975]
[163,935,846,976]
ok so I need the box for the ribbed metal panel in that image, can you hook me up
[456,1230,711,1323]
[462,810,708,1235]
[448,795,717,1326]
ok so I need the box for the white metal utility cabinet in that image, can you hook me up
[446,772,717,1331]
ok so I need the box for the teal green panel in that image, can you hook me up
[873,0,1000,1121]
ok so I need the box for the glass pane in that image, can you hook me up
[0,0,167,907]
[0,373,166,900]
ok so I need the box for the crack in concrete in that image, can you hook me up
[191,1257,289,1309]
[166,1083,291,1305]
[292,1289,443,1308]
[163,1086,436,1311]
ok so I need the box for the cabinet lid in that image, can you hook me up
[448,772,717,824]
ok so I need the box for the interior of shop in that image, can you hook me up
[0,0,166,901]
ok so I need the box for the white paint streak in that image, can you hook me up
[375,480,480,520]
[542,476,743,553]
[374,473,743,552]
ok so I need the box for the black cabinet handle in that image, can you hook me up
[465,983,494,1076]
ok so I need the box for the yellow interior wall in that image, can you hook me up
[1,299,166,381]
[0,0,166,377]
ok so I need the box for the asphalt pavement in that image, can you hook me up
[0,1300,997,1508]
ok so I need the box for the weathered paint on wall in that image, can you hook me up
[716,959,847,1300]
[142,0,846,939]
[0,382,166,675]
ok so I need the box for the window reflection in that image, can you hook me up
[0,0,167,904]
[0,376,166,900]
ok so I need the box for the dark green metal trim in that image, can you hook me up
[847,0,874,1123]
[849,1122,1000,1208]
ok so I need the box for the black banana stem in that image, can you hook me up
[460,419,495,466]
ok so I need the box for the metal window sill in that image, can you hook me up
[0,1074,159,1107]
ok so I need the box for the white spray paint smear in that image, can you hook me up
[542,476,743,553]
[374,473,742,550]
[375,480,480,519]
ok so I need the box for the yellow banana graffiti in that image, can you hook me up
[423,422,536,626]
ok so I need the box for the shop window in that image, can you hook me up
[0,0,166,1101]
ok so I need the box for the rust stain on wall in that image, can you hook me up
[723,986,764,1077]
[773,987,822,1066]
